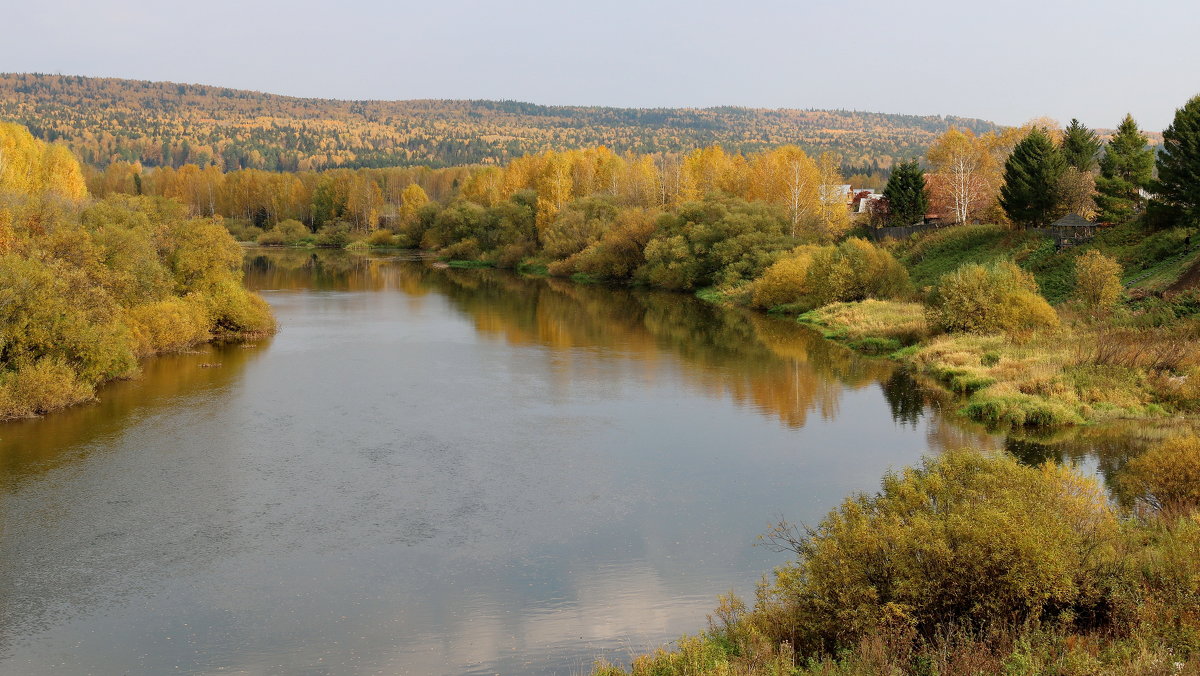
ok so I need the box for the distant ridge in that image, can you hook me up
[0,73,1002,171]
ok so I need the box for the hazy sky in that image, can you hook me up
[5,0,1197,131]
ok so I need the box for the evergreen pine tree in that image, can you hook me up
[1094,114,1154,223]
[1152,96,1200,221]
[882,159,929,226]
[1000,128,1066,227]
[1060,118,1101,172]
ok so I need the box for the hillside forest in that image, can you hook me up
[0,73,1003,172]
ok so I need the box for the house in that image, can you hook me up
[820,184,853,205]
[854,190,884,214]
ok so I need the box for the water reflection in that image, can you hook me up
[0,341,268,486]
[243,250,997,438]
[0,248,1162,675]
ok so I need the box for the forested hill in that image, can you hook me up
[0,73,1001,172]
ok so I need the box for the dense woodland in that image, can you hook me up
[0,73,1001,172]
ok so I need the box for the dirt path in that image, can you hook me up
[1166,254,1200,294]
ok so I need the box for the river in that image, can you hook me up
[0,248,1131,675]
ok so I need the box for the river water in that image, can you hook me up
[0,249,1126,675]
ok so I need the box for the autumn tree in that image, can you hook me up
[748,146,820,237]
[1000,128,1066,228]
[397,183,430,228]
[1056,168,1097,220]
[1095,114,1154,224]
[925,128,997,224]
[882,159,928,226]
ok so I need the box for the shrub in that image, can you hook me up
[1123,436,1200,514]
[550,208,659,279]
[806,238,910,307]
[754,449,1117,655]
[439,237,482,261]
[256,229,285,246]
[637,199,794,290]
[539,196,619,259]
[124,297,211,356]
[202,279,277,337]
[422,200,485,249]
[0,357,94,417]
[752,239,909,310]
[220,218,262,242]
[751,246,820,308]
[256,219,312,246]
[927,261,1059,335]
[365,228,397,247]
[1074,249,1123,312]
[491,242,535,269]
[315,223,352,248]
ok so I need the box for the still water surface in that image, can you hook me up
[0,249,1119,675]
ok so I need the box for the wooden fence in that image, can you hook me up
[863,222,947,241]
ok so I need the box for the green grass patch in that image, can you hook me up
[961,393,1083,427]
[899,224,1016,288]
[446,259,495,268]
[515,262,549,275]
[847,336,902,355]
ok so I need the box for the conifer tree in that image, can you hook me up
[1094,114,1154,223]
[1060,119,1101,172]
[1152,96,1200,221]
[1000,128,1066,227]
[882,159,929,226]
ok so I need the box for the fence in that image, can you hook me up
[863,222,948,241]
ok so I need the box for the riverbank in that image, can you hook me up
[249,210,1200,433]
[591,445,1200,676]
[790,299,1199,428]
[422,249,1200,431]
[0,123,276,421]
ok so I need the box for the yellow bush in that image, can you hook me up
[124,297,212,356]
[203,279,277,337]
[365,228,397,247]
[927,261,1059,335]
[554,208,659,279]
[755,449,1116,653]
[1123,436,1200,514]
[751,246,818,308]
[0,124,276,420]
[1074,250,1123,312]
[806,238,910,307]
[0,357,94,418]
[751,239,908,309]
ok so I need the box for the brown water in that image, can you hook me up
[0,249,1138,675]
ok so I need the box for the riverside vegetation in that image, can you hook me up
[83,94,1195,432]
[9,83,1200,673]
[593,444,1200,675]
[0,122,275,419]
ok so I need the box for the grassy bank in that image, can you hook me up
[767,221,1200,430]
[796,300,1200,428]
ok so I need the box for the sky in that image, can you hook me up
[4,0,1197,132]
